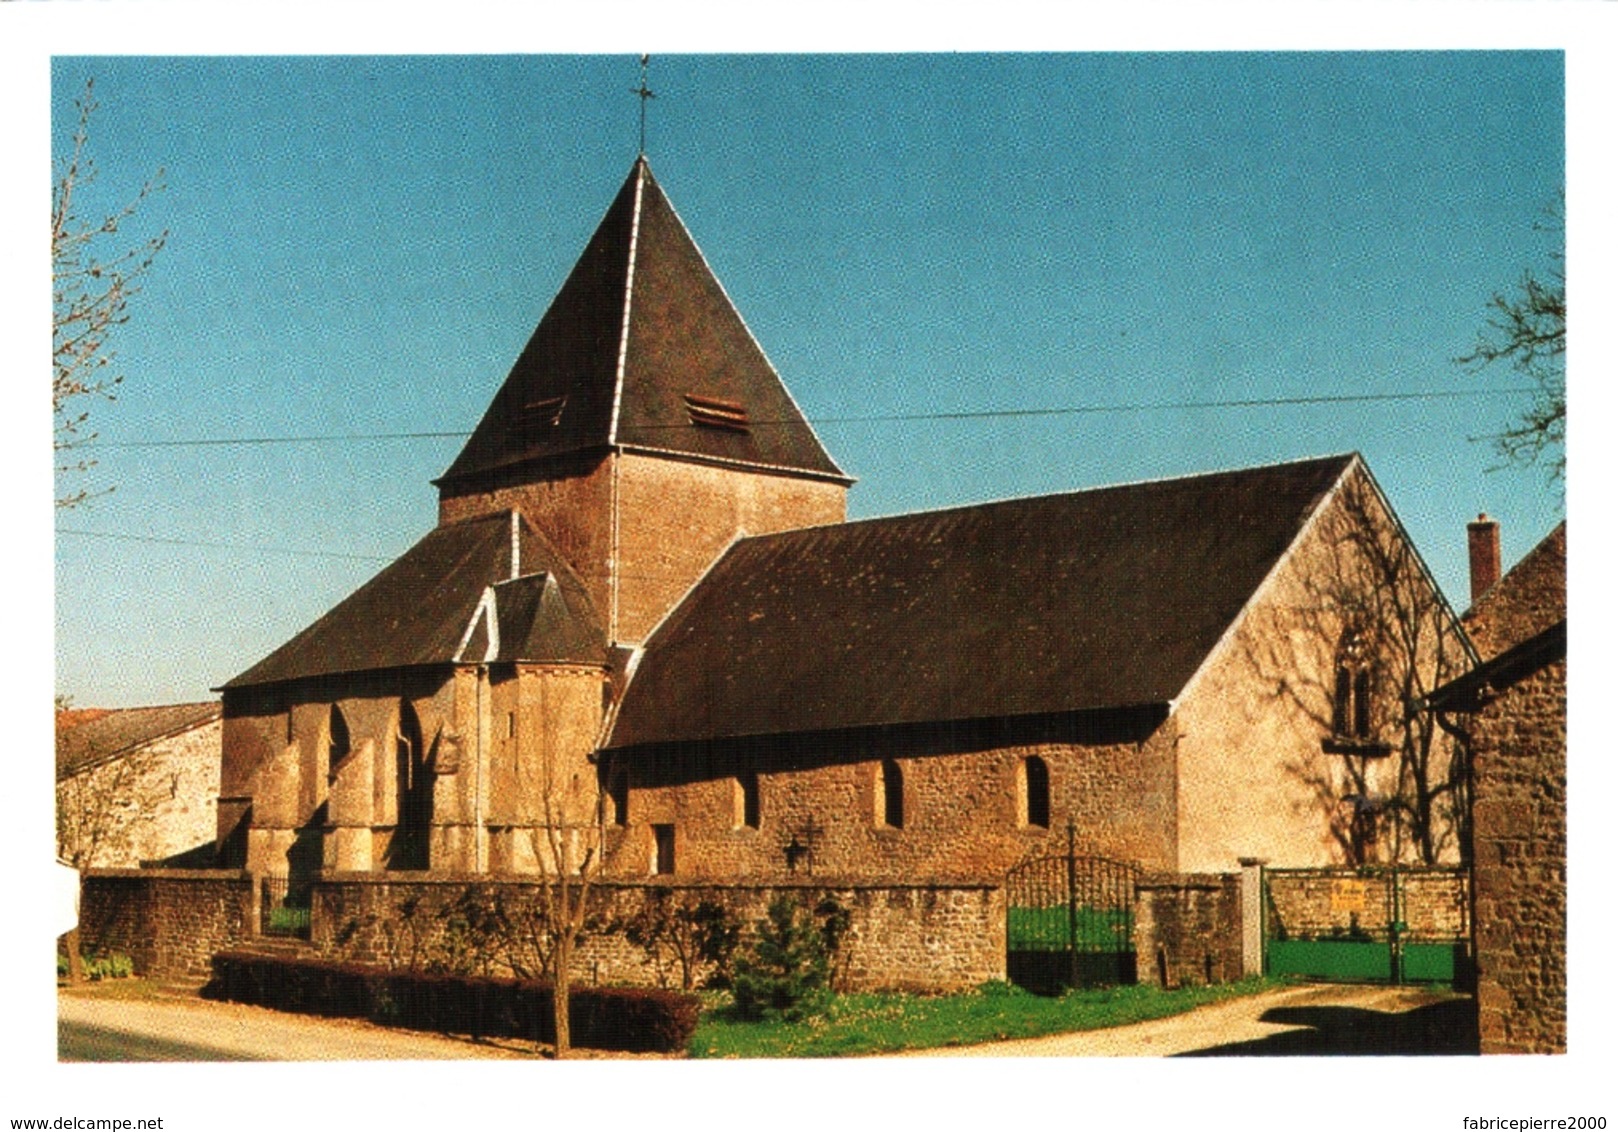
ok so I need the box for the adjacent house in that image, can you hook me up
[1430,520,1567,1053]
[57,701,222,869]
[216,157,1470,895]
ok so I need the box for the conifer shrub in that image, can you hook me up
[730,895,844,1022]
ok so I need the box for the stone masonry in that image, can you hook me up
[57,713,221,869]
[1469,655,1566,1053]
[1133,872,1243,988]
[601,714,1179,882]
[78,870,253,982]
[310,874,1003,993]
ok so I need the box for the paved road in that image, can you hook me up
[895,983,1474,1057]
[58,989,540,1061]
[61,981,1473,1061]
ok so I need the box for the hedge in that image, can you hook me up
[205,952,699,1053]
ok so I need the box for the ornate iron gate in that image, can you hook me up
[1005,828,1139,994]
[1263,865,1471,986]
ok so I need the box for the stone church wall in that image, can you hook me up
[437,449,617,624]
[602,716,1179,883]
[221,665,605,878]
[436,449,846,647]
[611,450,846,644]
[1174,465,1465,872]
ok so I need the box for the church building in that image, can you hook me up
[217,157,1467,889]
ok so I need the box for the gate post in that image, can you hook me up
[1390,865,1404,986]
[1238,857,1267,978]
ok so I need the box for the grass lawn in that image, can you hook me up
[689,978,1275,1058]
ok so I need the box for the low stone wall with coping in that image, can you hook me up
[311,873,1005,993]
[77,869,254,982]
[1133,872,1245,988]
[74,867,1260,994]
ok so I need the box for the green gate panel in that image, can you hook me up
[1401,942,1461,984]
[1266,939,1392,982]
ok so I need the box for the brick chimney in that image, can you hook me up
[1468,513,1501,602]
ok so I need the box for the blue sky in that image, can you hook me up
[45,51,1568,707]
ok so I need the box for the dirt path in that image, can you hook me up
[58,983,544,1061]
[893,983,1473,1057]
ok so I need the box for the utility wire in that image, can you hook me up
[55,527,396,563]
[56,527,714,580]
[56,384,1540,565]
[83,386,1535,450]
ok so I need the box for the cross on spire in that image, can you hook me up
[631,54,656,156]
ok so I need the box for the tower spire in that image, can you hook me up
[631,54,656,156]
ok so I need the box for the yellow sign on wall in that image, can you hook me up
[1330,878,1368,914]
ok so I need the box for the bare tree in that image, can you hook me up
[53,78,167,509]
[1457,192,1565,480]
[516,730,617,1058]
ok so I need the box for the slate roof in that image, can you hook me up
[222,512,605,689]
[608,454,1358,749]
[437,157,847,488]
[57,701,221,780]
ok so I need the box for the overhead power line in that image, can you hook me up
[55,527,396,563]
[84,386,1535,451]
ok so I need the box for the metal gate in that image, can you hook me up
[260,875,312,939]
[1263,865,1471,986]
[1006,830,1139,994]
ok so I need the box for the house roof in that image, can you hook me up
[57,701,221,780]
[436,157,847,488]
[1464,520,1566,660]
[1427,618,1565,714]
[608,454,1358,749]
[222,512,605,690]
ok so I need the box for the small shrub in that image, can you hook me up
[731,896,832,1022]
[203,951,698,1053]
[59,952,134,980]
[615,894,744,990]
[267,906,311,934]
[976,978,1027,997]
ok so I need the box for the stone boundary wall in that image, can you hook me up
[310,873,1004,993]
[78,869,253,982]
[74,868,1261,994]
[1265,868,1469,941]
[1133,873,1244,988]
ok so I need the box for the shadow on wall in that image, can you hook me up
[1176,997,1478,1056]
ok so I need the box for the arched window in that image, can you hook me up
[326,704,351,778]
[1324,625,1389,756]
[1333,626,1373,738]
[734,772,760,830]
[876,759,904,829]
[390,700,431,870]
[607,768,630,828]
[1021,756,1050,829]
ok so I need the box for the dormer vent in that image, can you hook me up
[519,395,567,428]
[684,393,749,433]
